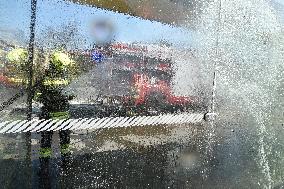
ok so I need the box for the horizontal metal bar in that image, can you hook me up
[0,113,205,134]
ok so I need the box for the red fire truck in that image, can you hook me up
[86,43,204,116]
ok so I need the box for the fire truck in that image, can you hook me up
[70,43,205,117]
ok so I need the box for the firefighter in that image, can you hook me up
[36,51,75,161]
[5,47,45,86]
[5,48,29,85]
[33,51,76,188]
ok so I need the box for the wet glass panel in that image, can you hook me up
[0,0,283,188]
[0,0,33,188]
[0,0,31,120]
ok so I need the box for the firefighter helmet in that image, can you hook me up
[4,48,28,86]
[50,51,73,71]
[6,48,28,65]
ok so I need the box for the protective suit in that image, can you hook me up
[36,51,75,159]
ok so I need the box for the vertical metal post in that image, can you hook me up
[26,0,38,187]
[27,0,37,120]
[210,0,222,115]
[203,0,222,179]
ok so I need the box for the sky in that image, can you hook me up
[0,0,193,48]
[0,0,283,48]
[274,0,284,20]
